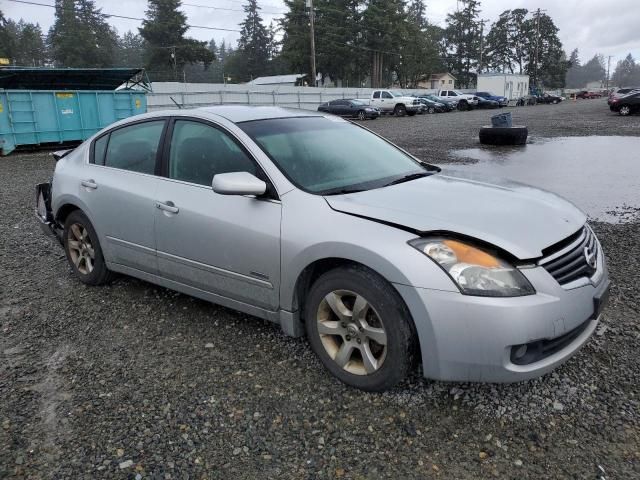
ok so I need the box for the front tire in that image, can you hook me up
[394,104,407,117]
[357,110,366,121]
[619,105,631,116]
[63,210,113,285]
[457,101,468,111]
[305,265,416,391]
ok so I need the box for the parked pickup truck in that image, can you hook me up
[366,90,421,116]
[437,90,479,110]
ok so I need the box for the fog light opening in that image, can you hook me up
[513,344,528,360]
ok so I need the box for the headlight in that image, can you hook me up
[409,238,535,297]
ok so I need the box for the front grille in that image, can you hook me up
[539,226,598,286]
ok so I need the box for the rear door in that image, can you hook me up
[83,119,167,274]
[154,118,282,310]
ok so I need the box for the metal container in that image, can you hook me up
[0,89,146,155]
[490,112,513,128]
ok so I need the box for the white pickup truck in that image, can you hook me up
[366,90,421,116]
[437,90,479,110]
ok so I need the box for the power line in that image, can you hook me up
[182,2,286,16]
[7,0,241,32]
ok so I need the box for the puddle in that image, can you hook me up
[447,136,640,223]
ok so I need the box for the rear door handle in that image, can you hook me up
[156,201,179,214]
[81,179,98,189]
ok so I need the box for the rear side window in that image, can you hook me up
[103,121,165,175]
[373,91,380,99]
[169,120,256,186]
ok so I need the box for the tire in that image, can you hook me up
[552,99,559,104]
[63,210,113,285]
[619,105,631,116]
[407,110,416,116]
[357,110,366,121]
[393,104,407,117]
[479,125,528,146]
[428,107,435,114]
[305,265,417,392]
[457,101,468,111]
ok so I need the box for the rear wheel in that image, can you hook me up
[305,265,416,391]
[428,107,435,114]
[394,104,407,117]
[63,210,113,285]
[357,110,366,121]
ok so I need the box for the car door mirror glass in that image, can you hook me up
[212,172,267,196]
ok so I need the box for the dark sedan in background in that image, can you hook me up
[536,93,564,104]
[414,97,447,114]
[475,96,500,109]
[317,99,380,120]
[610,91,640,116]
[475,91,508,107]
[420,94,457,111]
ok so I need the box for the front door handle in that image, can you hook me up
[156,201,179,214]
[81,179,97,189]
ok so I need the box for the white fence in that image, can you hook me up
[148,82,447,111]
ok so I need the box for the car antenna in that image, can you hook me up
[170,96,183,109]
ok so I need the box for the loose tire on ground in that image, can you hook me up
[63,210,113,285]
[305,265,417,392]
[479,125,528,146]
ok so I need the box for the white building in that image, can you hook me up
[477,73,530,100]
[247,74,307,87]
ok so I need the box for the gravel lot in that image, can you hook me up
[1,100,639,479]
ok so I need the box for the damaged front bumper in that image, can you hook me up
[35,182,63,244]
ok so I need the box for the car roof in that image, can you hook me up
[140,105,326,124]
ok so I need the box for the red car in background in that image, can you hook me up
[576,91,602,99]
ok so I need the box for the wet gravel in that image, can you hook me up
[1,100,639,478]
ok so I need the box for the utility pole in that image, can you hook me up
[307,0,317,87]
[478,19,488,75]
[532,9,546,91]
[170,46,178,82]
[606,55,613,90]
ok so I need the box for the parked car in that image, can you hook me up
[36,106,609,392]
[475,91,508,107]
[576,91,602,99]
[413,97,446,114]
[365,90,421,116]
[609,91,640,116]
[437,90,479,110]
[536,93,563,104]
[475,96,500,109]
[608,87,640,105]
[421,94,457,111]
[317,99,380,120]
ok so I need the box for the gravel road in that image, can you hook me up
[1,99,639,479]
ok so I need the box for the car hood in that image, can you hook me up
[324,171,586,260]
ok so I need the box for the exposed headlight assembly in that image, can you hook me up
[409,238,535,297]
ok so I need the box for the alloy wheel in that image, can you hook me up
[358,111,366,120]
[67,223,95,274]
[316,290,387,375]
[620,106,631,116]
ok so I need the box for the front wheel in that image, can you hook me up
[63,210,113,285]
[393,104,407,117]
[305,265,417,391]
[619,105,631,116]
[457,101,468,111]
[428,107,435,114]
[357,110,366,121]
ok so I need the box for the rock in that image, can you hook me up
[514,459,523,467]
[205,343,214,348]
[119,460,134,469]
[553,401,565,411]
[232,448,242,456]
[479,452,488,460]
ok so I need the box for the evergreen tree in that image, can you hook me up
[48,0,117,67]
[140,0,214,79]
[279,0,310,78]
[612,54,640,87]
[565,48,582,88]
[117,31,145,67]
[235,0,271,82]
[581,54,606,85]
[443,0,482,88]
[524,12,566,89]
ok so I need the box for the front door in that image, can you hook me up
[154,119,281,310]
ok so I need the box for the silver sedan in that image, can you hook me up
[36,106,609,391]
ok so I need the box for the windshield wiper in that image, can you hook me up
[384,172,432,187]
[322,187,367,196]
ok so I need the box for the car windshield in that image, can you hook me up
[239,117,429,194]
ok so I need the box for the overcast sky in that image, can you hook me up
[4,0,639,68]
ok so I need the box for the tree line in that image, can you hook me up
[0,0,638,89]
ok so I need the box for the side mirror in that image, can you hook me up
[212,172,267,196]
